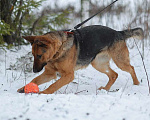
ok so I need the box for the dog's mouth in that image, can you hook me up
[33,62,47,73]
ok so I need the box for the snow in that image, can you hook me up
[1,0,150,120]
[1,93,150,120]
[0,39,150,120]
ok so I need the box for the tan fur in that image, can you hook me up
[17,35,77,94]
[91,51,118,90]
[92,41,139,90]
[18,34,140,94]
[108,41,139,85]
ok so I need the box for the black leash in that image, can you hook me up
[73,0,119,30]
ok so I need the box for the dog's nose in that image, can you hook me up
[33,68,38,73]
[33,62,47,73]
[33,65,39,73]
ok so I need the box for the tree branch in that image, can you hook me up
[134,38,150,95]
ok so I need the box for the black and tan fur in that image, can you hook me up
[17,25,144,94]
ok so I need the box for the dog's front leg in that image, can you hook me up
[17,69,56,93]
[39,72,74,94]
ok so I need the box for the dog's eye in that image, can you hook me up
[37,55,42,59]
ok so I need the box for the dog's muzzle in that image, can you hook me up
[33,62,47,73]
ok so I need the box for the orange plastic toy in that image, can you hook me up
[24,83,39,93]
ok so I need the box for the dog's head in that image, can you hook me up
[23,31,74,73]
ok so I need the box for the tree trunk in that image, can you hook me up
[1,0,14,44]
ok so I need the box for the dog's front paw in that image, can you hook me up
[17,87,25,93]
[134,81,140,85]
[39,89,54,94]
[39,91,48,94]
[99,86,109,91]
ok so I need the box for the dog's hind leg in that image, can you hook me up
[17,66,57,93]
[91,52,118,91]
[109,41,140,85]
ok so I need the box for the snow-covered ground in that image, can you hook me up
[1,0,150,120]
[0,40,150,120]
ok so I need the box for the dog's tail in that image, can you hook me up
[119,28,144,40]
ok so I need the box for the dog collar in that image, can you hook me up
[64,31,74,35]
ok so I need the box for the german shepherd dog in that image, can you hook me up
[17,25,144,94]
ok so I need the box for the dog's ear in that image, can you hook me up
[35,40,50,47]
[22,36,36,44]
[35,36,52,47]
